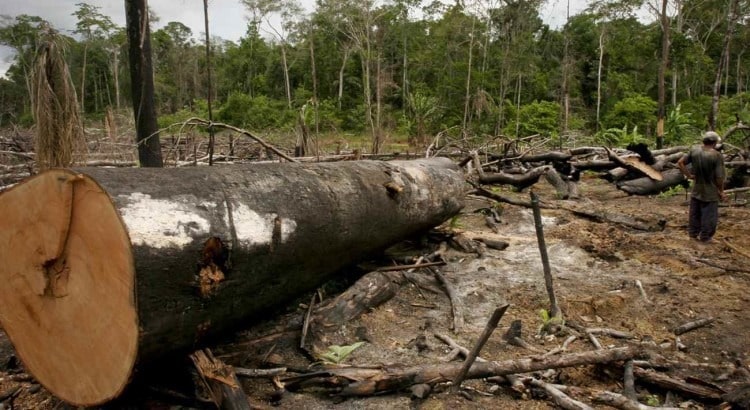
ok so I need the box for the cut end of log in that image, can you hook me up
[0,170,138,406]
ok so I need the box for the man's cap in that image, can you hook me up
[702,131,721,144]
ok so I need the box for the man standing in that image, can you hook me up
[677,131,727,242]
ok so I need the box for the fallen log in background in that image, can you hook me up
[617,169,686,195]
[0,158,465,406]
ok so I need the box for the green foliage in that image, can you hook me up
[319,342,365,364]
[217,93,294,129]
[595,125,648,146]
[504,100,561,138]
[664,104,699,145]
[603,94,657,133]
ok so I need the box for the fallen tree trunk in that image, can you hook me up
[617,169,686,195]
[0,158,465,406]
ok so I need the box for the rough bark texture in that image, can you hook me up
[617,169,686,196]
[125,0,163,167]
[0,158,464,405]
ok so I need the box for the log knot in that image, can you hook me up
[197,237,229,298]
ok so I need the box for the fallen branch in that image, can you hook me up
[377,261,446,272]
[234,367,287,378]
[528,378,593,410]
[673,317,715,336]
[633,366,724,401]
[634,280,652,304]
[594,390,680,410]
[723,239,750,260]
[183,118,297,162]
[285,346,641,396]
[452,305,509,391]
[430,267,465,333]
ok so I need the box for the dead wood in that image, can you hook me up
[723,239,750,260]
[474,238,509,250]
[723,382,750,409]
[479,165,551,189]
[527,378,593,410]
[305,270,405,356]
[434,334,487,362]
[234,367,287,378]
[531,191,561,320]
[604,147,662,181]
[543,335,578,357]
[284,346,641,396]
[377,261,446,272]
[452,305,509,391]
[430,268,465,332]
[561,205,667,232]
[569,159,617,171]
[586,328,635,339]
[0,158,465,405]
[182,118,297,162]
[634,280,653,304]
[594,390,679,410]
[673,317,715,336]
[623,360,637,400]
[696,258,750,274]
[544,168,571,199]
[632,366,724,401]
[617,169,686,196]
[190,349,253,410]
[503,320,545,353]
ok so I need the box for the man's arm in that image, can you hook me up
[677,154,693,179]
[715,154,727,201]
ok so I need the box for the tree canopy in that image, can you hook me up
[0,0,748,148]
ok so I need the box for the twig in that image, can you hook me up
[434,334,487,362]
[183,117,297,162]
[451,304,510,391]
[586,331,603,350]
[300,292,318,348]
[376,261,445,272]
[430,267,465,332]
[696,258,750,274]
[634,280,652,304]
[723,239,750,260]
[673,317,716,336]
[234,367,287,378]
[528,378,593,410]
[543,335,578,357]
[586,328,635,339]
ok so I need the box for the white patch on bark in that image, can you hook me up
[231,203,296,246]
[119,193,210,248]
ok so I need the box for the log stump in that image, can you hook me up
[0,158,465,405]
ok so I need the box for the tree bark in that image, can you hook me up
[0,158,464,406]
[125,0,163,167]
[617,169,686,196]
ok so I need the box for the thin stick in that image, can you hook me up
[431,268,465,332]
[634,280,652,304]
[183,118,297,162]
[723,239,750,260]
[586,331,603,350]
[451,304,509,391]
[530,191,561,318]
[234,367,287,378]
[434,333,487,362]
[528,378,594,410]
[300,292,318,348]
[586,328,635,339]
[377,261,445,272]
[673,317,715,336]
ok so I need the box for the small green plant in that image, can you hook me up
[538,308,564,334]
[657,184,686,199]
[449,214,463,229]
[643,394,660,406]
[319,342,365,364]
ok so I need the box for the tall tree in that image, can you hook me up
[73,3,116,114]
[708,0,740,131]
[125,0,163,167]
[0,15,50,115]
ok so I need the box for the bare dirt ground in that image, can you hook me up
[1,173,749,409]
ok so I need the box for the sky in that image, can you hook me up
[0,0,589,78]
